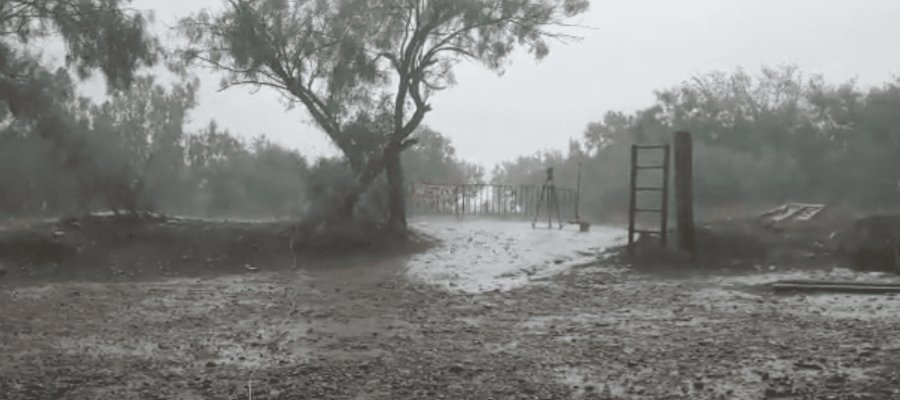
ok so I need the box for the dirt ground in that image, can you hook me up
[2,216,900,399]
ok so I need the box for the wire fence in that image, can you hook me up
[408,183,578,219]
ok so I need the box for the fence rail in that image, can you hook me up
[408,183,578,219]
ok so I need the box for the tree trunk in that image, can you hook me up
[384,146,407,233]
[309,154,388,230]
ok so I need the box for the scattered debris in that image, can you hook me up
[760,203,825,228]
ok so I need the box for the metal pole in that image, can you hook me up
[575,162,582,221]
[455,184,460,218]
[462,184,467,217]
[628,145,638,256]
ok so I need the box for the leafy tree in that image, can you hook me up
[185,122,310,218]
[0,0,158,90]
[86,76,198,213]
[0,0,158,216]
[0,70,312,219]
[401,126,481,184]
[0,0,159,130]
[491,149,565,185]
[180,0,589,231]
[491,66,900,221]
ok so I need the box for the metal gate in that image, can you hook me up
[408,183,578,219]
[627,144,670,254]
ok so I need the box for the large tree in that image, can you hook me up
[0,0,158,101]
[0,0,158,202]
[180,0,589,231]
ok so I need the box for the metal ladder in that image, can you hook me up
[628,144,671,254]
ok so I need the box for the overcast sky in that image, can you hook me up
[118,0,900,168]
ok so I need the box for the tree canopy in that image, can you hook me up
[493,65,900,221]
[0,0,158,89]
[0,0,159,165]
[180,0,589,228]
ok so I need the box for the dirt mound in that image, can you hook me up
[0,214,433,285]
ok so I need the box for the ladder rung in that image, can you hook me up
[634,145,668,149]
[635,187,663,191]
[636,165,665,170]
[635,208,662,213]
[634,229,661,235]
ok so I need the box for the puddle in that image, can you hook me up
[405,218,626,293]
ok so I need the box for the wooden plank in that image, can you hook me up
[773,279,900,287]
[773,282,900,295]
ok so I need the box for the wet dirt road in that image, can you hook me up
[2,218,900,399]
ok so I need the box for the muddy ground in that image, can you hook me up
[2,216,900,399]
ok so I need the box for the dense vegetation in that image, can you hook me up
[0,0,506,223]
[493,65,900,221]
[3,2,898,227]
[180,0,589,230]
[0,69,479,219]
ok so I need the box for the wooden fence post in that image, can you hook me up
[674,131,696,257]
[660,144,670,246]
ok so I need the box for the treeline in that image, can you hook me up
[0,72,307,218]
[8,1,895,225]
[1,0,489,223]
[492,65,900,221]
[0,70,478,219]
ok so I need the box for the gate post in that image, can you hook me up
[575,162,582,221]
[627,145,637,256]
[674,131,696,257]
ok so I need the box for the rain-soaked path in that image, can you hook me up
[2,218,900,399]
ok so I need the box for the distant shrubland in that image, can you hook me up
[492,65,900,222]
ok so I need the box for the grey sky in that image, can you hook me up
[126,0,900,168]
